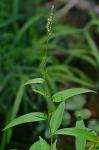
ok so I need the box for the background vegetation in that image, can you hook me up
[0,0,99,149]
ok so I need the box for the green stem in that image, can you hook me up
[40,33,55,112]
[88,144,94,150]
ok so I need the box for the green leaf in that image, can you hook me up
[88,119,99,133]
[4,112,47,130]
[29,141,40,150]
[31,84,47,97]
[52,88,96,103]
[76,118,86,150]
[29,137,50,150]
[39,137,50,150]
[24,78,44,85]
[75,109,92,120]
[55,128,98,142]
[51,141,57,150]
[50,101,65,135]
[65,95,86,110]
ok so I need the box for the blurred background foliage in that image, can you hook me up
[0,0,99,149]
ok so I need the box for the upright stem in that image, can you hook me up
[40,5,55,113]
[39,5,55,144]
[40,37,55,113]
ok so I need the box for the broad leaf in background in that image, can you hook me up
[29,137,50,150]
[4,112,47,130]
[50,101,65,135]
[88,119,99,133]
[52,88,95,103]
[65,95,86,110]
[75,109,92,120]
[24,78,44,85]
[55,128,98,142]
[76,117,86,150]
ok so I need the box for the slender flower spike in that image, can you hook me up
[46,5,54,38]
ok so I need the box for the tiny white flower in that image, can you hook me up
[46,5,54,38]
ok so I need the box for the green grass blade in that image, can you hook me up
[14,14,42,45]
[11,79,25,120]
[84,32,99,65]
[13,0,19,17]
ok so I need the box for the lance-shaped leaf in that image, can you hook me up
[29,137,50,150]
[76,117,86,150]
[55,128,98,142]
[24,78,44,85]
[4,112,47,130]
[50,101,65,135]
[52,88,96,103]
